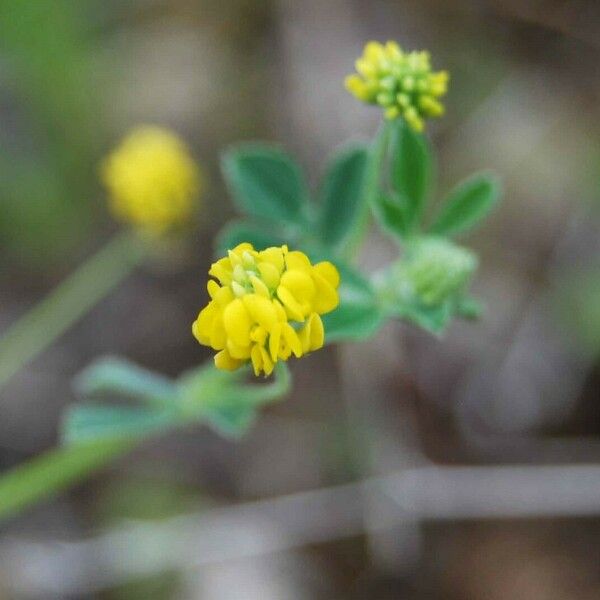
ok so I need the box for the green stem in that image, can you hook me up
[0,231,146,392]
[343,120,392,260]
[0,437,136,522]
[237,361,292,406]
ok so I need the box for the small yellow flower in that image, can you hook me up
[192,243,340,376]
[345,41,449,132]
[101,125,201,233]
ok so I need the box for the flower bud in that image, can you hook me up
[396,238,477,306]
[345,41,449,132]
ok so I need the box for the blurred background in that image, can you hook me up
[0,1,599,598]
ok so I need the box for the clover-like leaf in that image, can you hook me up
[222,144,309,225]
[430,172,500,237]
[318,145,368,247]
[390,120,433,228]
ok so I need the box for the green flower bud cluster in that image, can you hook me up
[397,237,478,307]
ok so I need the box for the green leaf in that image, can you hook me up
[322,261,384,342]
[372,193,409,241]
[177,362,291,437]
[62,404,177,444]
[430,172,500,237]
[201,402,258,438]
[318,145,368,246]
[323,303,384,342]
[74,357,177,405]
[216,220,288,254]
[222,144,308,224]
[0,437,135,522]
[390,120,432,228]
[400,301,453,334]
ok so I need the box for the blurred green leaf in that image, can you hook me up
[390,120,432,228]
[0,358,292,522]
[318,145,368,246]
[62,404,177,445]
[0,437,135,521]
[323,303,384,342]
[323,262,384,342]
[372,193,409,241]
[200,402,258,438]
[216,220,288,254]
[222,144,309,225]
[74,357,178,405]
[400,300,453,334]
[178,362,291,437]
[430,172,500,237]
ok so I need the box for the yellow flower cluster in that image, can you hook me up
[192,243,340,376]
[345,41,449,132]
[101,126,201,233]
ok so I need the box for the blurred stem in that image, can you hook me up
[0,231,146,393]
[234,362,292,406]
[0,437,136,522]
[343,120,392,260]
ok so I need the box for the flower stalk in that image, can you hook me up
[0,231,146,392]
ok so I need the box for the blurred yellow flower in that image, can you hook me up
[101,125,201,233]
[345,41,449,132]
[192,243,340,376]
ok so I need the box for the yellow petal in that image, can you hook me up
[364,41,384,62]
[207,280,220,299]
[258,247,285,271]
[285,251,311,272]
[192,302,217,345]
[242,294,278,330]
[209,257,233,285]
[210,316,226,350]
[260,346,274,376]
[257,261,281,289]
[311,271,339,314]
[280,269,315,303]
[228,249,243,268]
[250,275,270,298]
[222,298,252,347]
[250,344,263,376]
[250,325,268,345]
[231,281,246,298]
[227,339,251,359]
[308,313,324,350]
[273,299,287,322]
[313,261,340,288]
[231,242,255,255]
[385,40,402,58]
[419,95,444,117]
[298,320,311,354]
[269,322,282,361]
[282,323,303,358]
[277,285,306,321]
[355,58,376,78]
[215,349,243,371]
[214,285,234,307]
[345,74,369,101]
